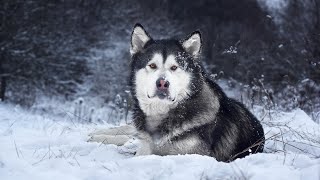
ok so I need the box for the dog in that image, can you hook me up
[89,24,265,162]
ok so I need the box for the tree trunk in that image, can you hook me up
[0,76,6,101]
[0,56,6,101]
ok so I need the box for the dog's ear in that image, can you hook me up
[130,24,152,56]
[181,31,202,57]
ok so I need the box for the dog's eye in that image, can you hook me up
[170,65,178,71]
[149,63,157,69]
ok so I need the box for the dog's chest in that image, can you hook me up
[145,115,166,132]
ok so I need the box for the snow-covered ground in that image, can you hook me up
[0,102,320,180]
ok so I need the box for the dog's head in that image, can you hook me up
[130,24,204,116]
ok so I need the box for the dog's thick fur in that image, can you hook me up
[89,24,265,162]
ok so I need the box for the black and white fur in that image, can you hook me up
[89,24,265,162]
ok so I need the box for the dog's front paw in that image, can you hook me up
[134,139,153,156]
[117,138,140,155]
[135,147,152,156]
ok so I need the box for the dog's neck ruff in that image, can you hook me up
[138,97,176,117]
[138,98,173,132]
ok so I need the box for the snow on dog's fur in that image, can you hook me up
[89,24,265,162]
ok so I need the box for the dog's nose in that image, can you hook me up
[156,77,170,90]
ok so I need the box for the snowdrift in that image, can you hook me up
[0,103,319,180]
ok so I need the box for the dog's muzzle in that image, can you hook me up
[156,77,170,99]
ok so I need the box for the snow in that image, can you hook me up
[0,102,320,180]
[258,0,288,10]
[257,0,288,25]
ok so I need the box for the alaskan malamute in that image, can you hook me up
[89,24,265,162]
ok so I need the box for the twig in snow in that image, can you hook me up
[14,140,20,158]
